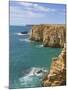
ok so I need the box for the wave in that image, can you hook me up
[36,44,43,48]
[19,38,30,42]
[19,67,48,87]
[27,67,47,77]
[19,75,40,87]
[16,32,28,36]
[19,67,48,82]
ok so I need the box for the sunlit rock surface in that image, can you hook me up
[30,24,66,47]
[42,45,66,86]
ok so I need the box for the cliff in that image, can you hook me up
[42,45,66,86]
[29,24,66,86]
[30,24,66,47]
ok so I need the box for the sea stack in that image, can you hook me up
[30,24,66,48]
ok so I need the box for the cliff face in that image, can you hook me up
[30,25,44,41]
[42,46,66,86]
[30,24,66,47]
[29,24,66,86]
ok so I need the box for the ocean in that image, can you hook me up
[9,26,62,89]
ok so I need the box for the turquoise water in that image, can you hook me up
[9,26,62,89]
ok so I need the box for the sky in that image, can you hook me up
[10,1,66,25]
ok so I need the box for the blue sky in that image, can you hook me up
[10,1,66,25]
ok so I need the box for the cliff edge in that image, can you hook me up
[30,24,66,47]
[29,24,66,86]
[42,45,66,86]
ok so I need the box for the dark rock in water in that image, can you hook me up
[37,70,43,74]
[21,31,28,34]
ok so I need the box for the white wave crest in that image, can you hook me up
[19,67,48,87]
[36,44,43,48]
[16,33,28,36]
[19,38,30,42]
[27,67,47,77]
[19,67,48,82]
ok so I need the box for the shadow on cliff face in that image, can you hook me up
[30,24,66,48]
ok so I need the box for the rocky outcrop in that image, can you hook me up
[42,45,66,86]
[30,24,66,47]
[30,25,44,41]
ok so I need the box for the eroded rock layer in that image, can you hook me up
[30,24,66,47]
[42,46,66,86]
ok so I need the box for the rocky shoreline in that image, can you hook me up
[42,45,66,86]
[29,24,66,87]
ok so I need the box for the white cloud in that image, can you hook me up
[10,5,45,21]
[34,5,56,12]
[26,11,44,18]
[10,2,65,25]
[10,2,57,25]
[18,2,38,7]
[18,2,56,12]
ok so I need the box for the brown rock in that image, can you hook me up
[43,80,51,87]
[42,47,66,86]
[30,24,66,48]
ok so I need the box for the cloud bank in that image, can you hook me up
[10,1,66,25]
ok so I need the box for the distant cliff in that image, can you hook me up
[42,45,66,86]
[30,24,66,47]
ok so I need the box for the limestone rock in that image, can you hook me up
[42,47,66,86]
[30,24,66,47]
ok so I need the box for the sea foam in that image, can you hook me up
[19,67,47,82]
[19,38,30,42]
[36,44,43,48]
[16,32,28,36]
[19,67,48,87]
